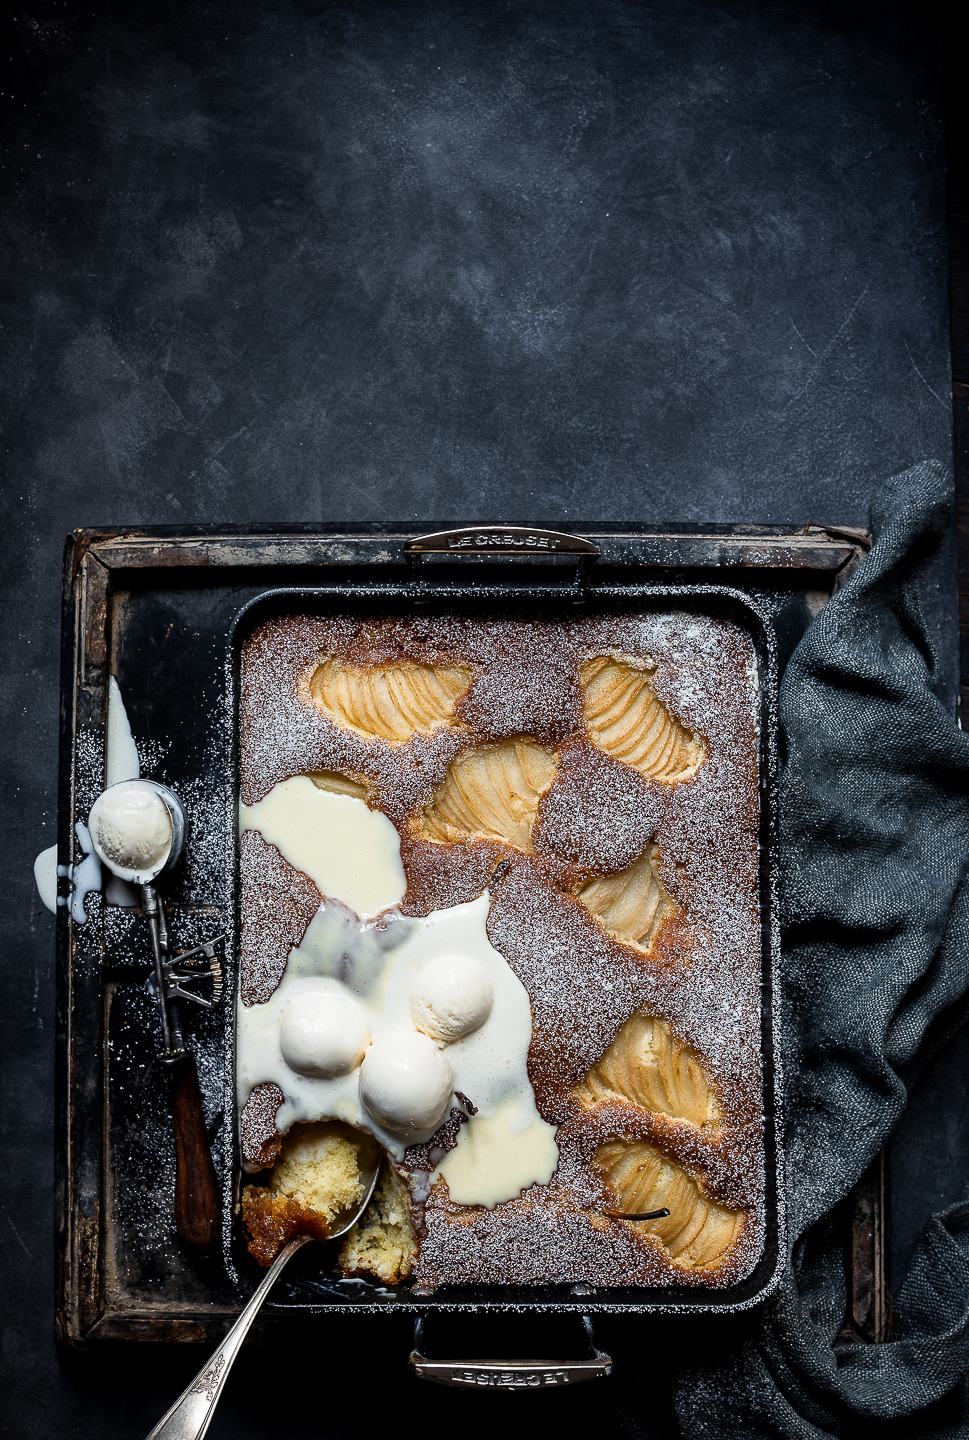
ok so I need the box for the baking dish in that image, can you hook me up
[220,527,785,1381]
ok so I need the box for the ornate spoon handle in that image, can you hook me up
[145,1235,311,1440]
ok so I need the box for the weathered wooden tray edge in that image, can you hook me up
[54,522,881,1348]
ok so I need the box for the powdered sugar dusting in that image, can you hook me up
[239,829,322,1005]
[239,1082,285,1169]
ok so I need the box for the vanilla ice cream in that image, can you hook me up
[236,890,557,1190]
[89,782,173,877]
[280,991,371,1079]
[411,953,494,1045]
[359,1031,453,1138]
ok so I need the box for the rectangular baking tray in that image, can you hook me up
[56,521,869,1348]
[223,572,783,1316]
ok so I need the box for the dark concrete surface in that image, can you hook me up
[0,1,959,1434]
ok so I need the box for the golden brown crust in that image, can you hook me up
[241,1185,330,1267]
[242,1121,373,1267]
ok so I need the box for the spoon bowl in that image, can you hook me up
[311,1138,383,1240]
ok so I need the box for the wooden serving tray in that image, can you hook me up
[55,522,881,1347]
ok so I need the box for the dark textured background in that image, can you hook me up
[0,1,958,1434]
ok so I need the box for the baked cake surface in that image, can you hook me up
[237,610,765,1288]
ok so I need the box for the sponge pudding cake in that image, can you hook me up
[237,610,765,1289]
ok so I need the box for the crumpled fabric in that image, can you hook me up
[610,460,969,1437]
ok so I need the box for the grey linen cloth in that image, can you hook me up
[612,460,969,1437]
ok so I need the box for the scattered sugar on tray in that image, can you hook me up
[74,725,105,814]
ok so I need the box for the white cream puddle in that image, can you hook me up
[435,1095,560,1208]
[68,821,102,924]
[35,674,143,916]
[106,675,141,787]
[102,676,142,907]
[239,777,406,918]
[237,788,560,1206]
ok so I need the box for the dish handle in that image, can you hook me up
[408,1314,612,1389]
[403,526,600,557]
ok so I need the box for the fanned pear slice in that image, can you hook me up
[575,1012,716,1127]
[306,770,370,801]
[421,737,557,853]
[595,1139,743,1267]
[309,657,471,743]
[580,656,703,782]
[575,845,674,953]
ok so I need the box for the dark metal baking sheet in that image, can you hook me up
[56,522,871,1347]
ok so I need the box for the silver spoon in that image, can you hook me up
[89,780,220,1250]
[145,1150,383,1440]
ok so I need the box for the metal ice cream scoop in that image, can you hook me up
[144,1149,382,1440]
[88,778,185,884]
[89,781,221,1252]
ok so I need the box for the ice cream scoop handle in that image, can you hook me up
[145,1236,312,1439]
[166,1050,220,1251]
[142,884,174,1054]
